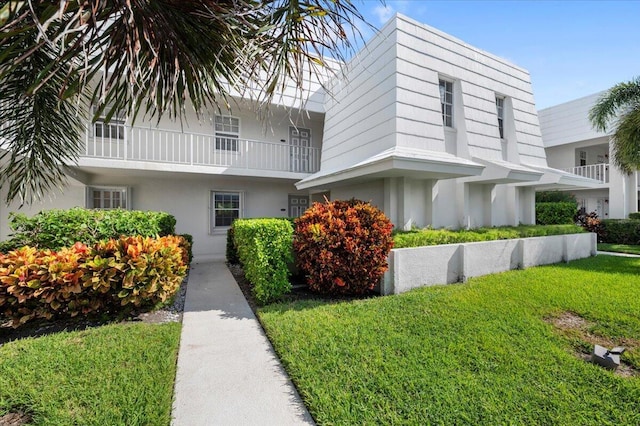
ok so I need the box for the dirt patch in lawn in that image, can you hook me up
[546,311,639,377]
[0,410,31,426]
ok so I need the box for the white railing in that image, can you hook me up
[561,163,609,183]
[84,124,321,174]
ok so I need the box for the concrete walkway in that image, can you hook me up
[597,251,640,257]
[172,262,314,425]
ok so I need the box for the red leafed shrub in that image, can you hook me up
[0,236,187,327]
[294,199,394,295]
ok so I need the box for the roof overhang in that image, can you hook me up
[513,164,604,190]
[459,158,543,184]
[295,147,484,190]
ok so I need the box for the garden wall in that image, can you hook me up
[382,233,597,295]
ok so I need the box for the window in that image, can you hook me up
[87,187,128,209]
[211,191,241,228]
[439,79,453,127]
[215,116,239,151]
[495,97,505,139]
[93,108,126,140]
[579,150,587,166]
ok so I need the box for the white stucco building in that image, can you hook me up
[0,14,596,260]
[539,92,639,219]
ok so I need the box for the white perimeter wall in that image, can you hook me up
[383,233,597,294]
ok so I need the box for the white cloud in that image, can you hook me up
[372,4,395,25]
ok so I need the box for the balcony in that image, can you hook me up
[82,123,321,175]
[561,163,609,184]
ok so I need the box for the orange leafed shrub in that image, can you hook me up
[294,199,394,295]
[0,236,187,327]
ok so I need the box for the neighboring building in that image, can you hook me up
[0,14,596,261]
[539,92,639,219]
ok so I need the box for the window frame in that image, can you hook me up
[92,107,126,140]
[438,79,454,128]
[579,150,587,167]
[210,190,243,231]
[86,186,130,210]
[495,96,505,139]
[214,115,240,152]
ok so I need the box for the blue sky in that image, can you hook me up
[351,0,640,109]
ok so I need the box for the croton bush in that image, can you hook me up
[294,199,394,295]
[0,235,188,327]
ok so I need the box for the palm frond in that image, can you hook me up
[0,0,374,204]
[589,76,640,132]
[610,107,640,174]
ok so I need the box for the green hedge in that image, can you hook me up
[535,191,577,204]
[535,202,577,225]
[233,218,294,304]
[393,225,584,249]
[601,219,640,244]
[629,213,640,220]
[1,208,177,251]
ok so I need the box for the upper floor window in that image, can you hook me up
[215,115,239,151]
[579,150,587,166]
[93,108,126,140]
[439,79,453,127]
[87,186,128,209]
[495,97,505,139]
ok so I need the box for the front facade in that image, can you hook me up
[1,14,594,261]
[539,92,639,219]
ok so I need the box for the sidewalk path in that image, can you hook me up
[172,262,314,425]
[597,251,640,257]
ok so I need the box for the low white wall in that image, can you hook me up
[383,233,597,295]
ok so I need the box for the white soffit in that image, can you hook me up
[295,147,484,190]
[514,164,604,189]
[460,158,543,184]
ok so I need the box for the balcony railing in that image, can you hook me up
[561,163,609,184]
[84,124,321,174]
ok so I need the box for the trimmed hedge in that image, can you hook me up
[535,191,577,204]
[226,225,240,265]
[393,224,584,249]
[629,213,640,220]
[535,202,577,225]
[0,235,188,327]
[1,208,177,251]
[601,219,640,244]
[233,219,294,305]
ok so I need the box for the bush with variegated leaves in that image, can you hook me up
[294,199,394,295]
[0,236,187,327]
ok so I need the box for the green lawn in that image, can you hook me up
[599,243,640,255]
[259,256,640,425]
[0,322,181,425]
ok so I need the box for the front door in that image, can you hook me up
[289,127,311,173]
[288,195,309,217]
[596,198,609,218]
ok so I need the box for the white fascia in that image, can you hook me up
[459,158,544,185]
[295,146,484,190]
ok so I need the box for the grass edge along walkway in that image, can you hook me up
[0,322,181,425]
[259,255,640,425]
[599,243,640,256]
